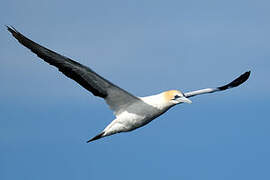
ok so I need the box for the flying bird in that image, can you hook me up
[7,26,250,143]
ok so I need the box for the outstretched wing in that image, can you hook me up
[184,71,251,98]
[7,26,139,115]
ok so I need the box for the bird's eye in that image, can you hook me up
[173,95,180,99]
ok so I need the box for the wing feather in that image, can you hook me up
[7,26,139,115]
[184,71,250,98]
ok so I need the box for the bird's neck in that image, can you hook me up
[140,93,175,111]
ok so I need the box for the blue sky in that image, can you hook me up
[1,0,270,179]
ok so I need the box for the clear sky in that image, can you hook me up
[1,0,270,179]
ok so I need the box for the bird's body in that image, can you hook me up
[103,91,177,137]
[7,26,250,143]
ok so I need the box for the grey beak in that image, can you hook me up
[178,96,192,104]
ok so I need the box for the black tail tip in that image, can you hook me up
[86,132,105,143]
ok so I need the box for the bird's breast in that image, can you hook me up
[116,100,169,131]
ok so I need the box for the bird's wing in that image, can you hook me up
[184,71,250,98]
[7,26,139,115]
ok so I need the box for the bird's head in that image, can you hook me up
[163,90,192,105]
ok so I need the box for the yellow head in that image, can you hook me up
[163,90,192,105]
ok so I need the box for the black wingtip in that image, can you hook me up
[218,71,251,91]
[6,25,20,39]
[6,25,15,32]
[86,132,105,143]
[6,25,13,33]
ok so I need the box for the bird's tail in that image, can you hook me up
[87,132,105,143]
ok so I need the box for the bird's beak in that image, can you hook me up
[177,96,192,104]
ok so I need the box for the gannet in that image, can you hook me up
[7,26,251,143]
